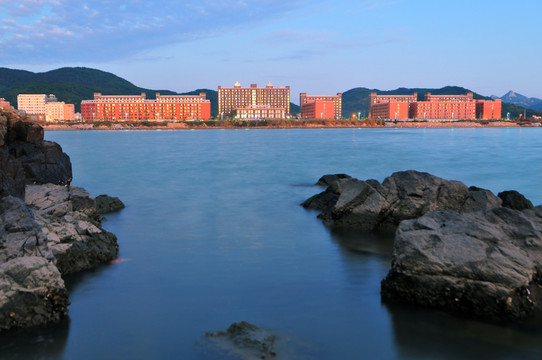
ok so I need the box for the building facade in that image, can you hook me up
[300,100,335,119]
[233,105,286,120]
[370,92,501,120]
[476,99,502,120]
[17,94,74,121]
[299,93,342,119]
[0,98,11,109]
[218,82,290,118]
[81,93,211,122]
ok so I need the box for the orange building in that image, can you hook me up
[0,98,10,109]
[369,93,417,119]
[300,93,342,119]
[300,100,335,119]
[370,100,410,120]
[218,82,290,118]
[81,93,211,121]
[476,99,502,120]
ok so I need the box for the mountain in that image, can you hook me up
[343,86,542,119]
[494,91,542,111]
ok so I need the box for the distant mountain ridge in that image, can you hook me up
[492,91,542,111]
[0,67,539,118]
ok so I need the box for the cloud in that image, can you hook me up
[0,0,313,63]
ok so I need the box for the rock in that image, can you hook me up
[498,190,534,211]
[303,170,502,232]
[25,184,118,275]
[381,206,542,321]
[0,108,43,146]
[0,196,69,332]
[0,256,69,332]
[315,173,352,186]
[95,195,125,214]
[0,147,25,199]
[8,140,72,186]
[206,321,276,359]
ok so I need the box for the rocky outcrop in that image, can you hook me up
[9,140,72,186]
[0,196,69,331]
[25,184,118,275]
[381,207,542,321]
[205,321,277,359]
[95,195,125,214]
[303,171,502,232]
[0,108,120,332]
[498,190,534,211]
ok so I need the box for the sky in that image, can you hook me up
[1,0,541,103]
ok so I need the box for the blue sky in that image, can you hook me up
[1,0,541,103]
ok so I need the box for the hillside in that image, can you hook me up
[493,91,542,112]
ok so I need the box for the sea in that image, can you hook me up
[1,127,542,359]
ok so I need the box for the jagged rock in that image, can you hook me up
[206,321,276,359]
[95,195,125,214]
[498,190,534,211]
[8,140,72,186]
[303,170,502,232]
[381,206,542,321]
[0,147,25,199]
[25,184,118,275]
[0,196,69,331]
[315,173,352,186]
[0,108,43,146]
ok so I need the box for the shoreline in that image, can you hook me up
[42,120,539,131]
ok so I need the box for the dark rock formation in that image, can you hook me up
[206,321,276,359]
[303,170,502,232]
[0,196,69,331]
[0,109,119,332]
[381,207,542,321]
[315,173,352,187]
[8,140,72,186]
[0,147,25,199]
[25,184,119,275]
[498,190,534,211]
[95,195,125,214]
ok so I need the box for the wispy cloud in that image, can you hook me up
[0,0,313,63]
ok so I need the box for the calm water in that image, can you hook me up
[2,128,542,359]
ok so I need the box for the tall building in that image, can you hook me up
[300,93,342,119]
[300,100,335,119]
[17,94,73,121]
[233,105,286,120]
[81,93,211,122]
[218,82,290,118]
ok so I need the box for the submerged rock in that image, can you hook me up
[303,170,502,232]
[95,194,125,214]
[205,321,277,359]
[381,206,542,321]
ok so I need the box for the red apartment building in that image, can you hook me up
[300,100,335,119]
[370,92,502,120]
[81,93,211,121]
[218,82,290,118]
[300,93,342,119]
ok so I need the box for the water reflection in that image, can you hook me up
[328,227,395,257]
[384,302,542,360]
[0,317,70,360]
